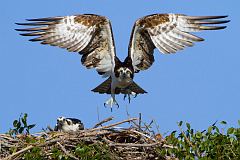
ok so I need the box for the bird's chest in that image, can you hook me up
[61,124,80,132]
[115,77,133,88]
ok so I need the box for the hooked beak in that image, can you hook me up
[122,73,127,78]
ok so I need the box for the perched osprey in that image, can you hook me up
[16,13,229,109]
[54,116,84,132]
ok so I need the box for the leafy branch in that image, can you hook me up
[8,113,36,136]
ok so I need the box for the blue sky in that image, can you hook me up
[1,0,239,134]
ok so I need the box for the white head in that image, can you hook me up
[116,67,133,80]
[55,116,84,132]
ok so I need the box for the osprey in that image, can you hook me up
[54,116,84,132]
[16,13,229,109]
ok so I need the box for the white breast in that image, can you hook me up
[61,123,81,132]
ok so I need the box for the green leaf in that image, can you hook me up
[24,113,28,118]
[28,124,36,129]
[13,120,19,127]
[186,123,191,130]
[208,126,213,133]
[227,127,235,135]
[58,154,63,159]
[75,147,87,155]
[186,131,190,138]
[196,132,202,139]
[22,113,28,126]
[220,121,227,125]
[17,121,21,129]
[238,120,240,126]
[190,129,194,135]
[178,121,183,127]
[26,128,30,134]
[21,119,27,127]
[19,127,24,134]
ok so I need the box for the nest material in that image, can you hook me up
[0,117,176,160]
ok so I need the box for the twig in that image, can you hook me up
[138,113,142,131]
[125,106,139,128]
[90,118,138,132]
[152,118,160,134]
[0,143,15,148]
[3,138,61,160]
[129,129,156,142]
[178,126,201,157]
[93,117,114,128]
[0,135,18,142]
[32,131,48,137]
[162,144,177,149]
[57,142,78,160]
[77,130,112,138]
[3,145,34,160]
[47,125,54,132]
[40,138,61,147]
[178,126,193,147]
[143,120,154,133]
[109,142,161,147]
[97,106,100,125]
[122,151,144,154]
[108,141,176,149]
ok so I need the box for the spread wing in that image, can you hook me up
[127,14,229,72]
[16,14,116,76]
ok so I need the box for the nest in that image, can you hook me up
[0,116,176,160]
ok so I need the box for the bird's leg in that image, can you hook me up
[123,94,127,101]
[104,95,119,111]
[127,93,131,104]
[104,87,119,111]
[123,91,137,104]
[123,89,131,103]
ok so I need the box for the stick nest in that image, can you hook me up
[0,117,176,160]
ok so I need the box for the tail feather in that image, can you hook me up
[125,81,147,94]
[91,77,112,94]
[92,78,147,95]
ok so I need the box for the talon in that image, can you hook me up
[103,97,119,110]
[128,94,131,104]
[116,102,120,108]
[123,91,137,104]
[134,94,138,98]
[123,94,127,101]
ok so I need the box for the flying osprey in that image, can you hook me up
[16,13,229,109]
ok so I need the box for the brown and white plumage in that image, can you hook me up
[127,14,229,72]
[16,13,229,109]
[16,14,116,77]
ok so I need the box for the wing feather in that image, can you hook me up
[16,14,116,77]
[128,13,229,72]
